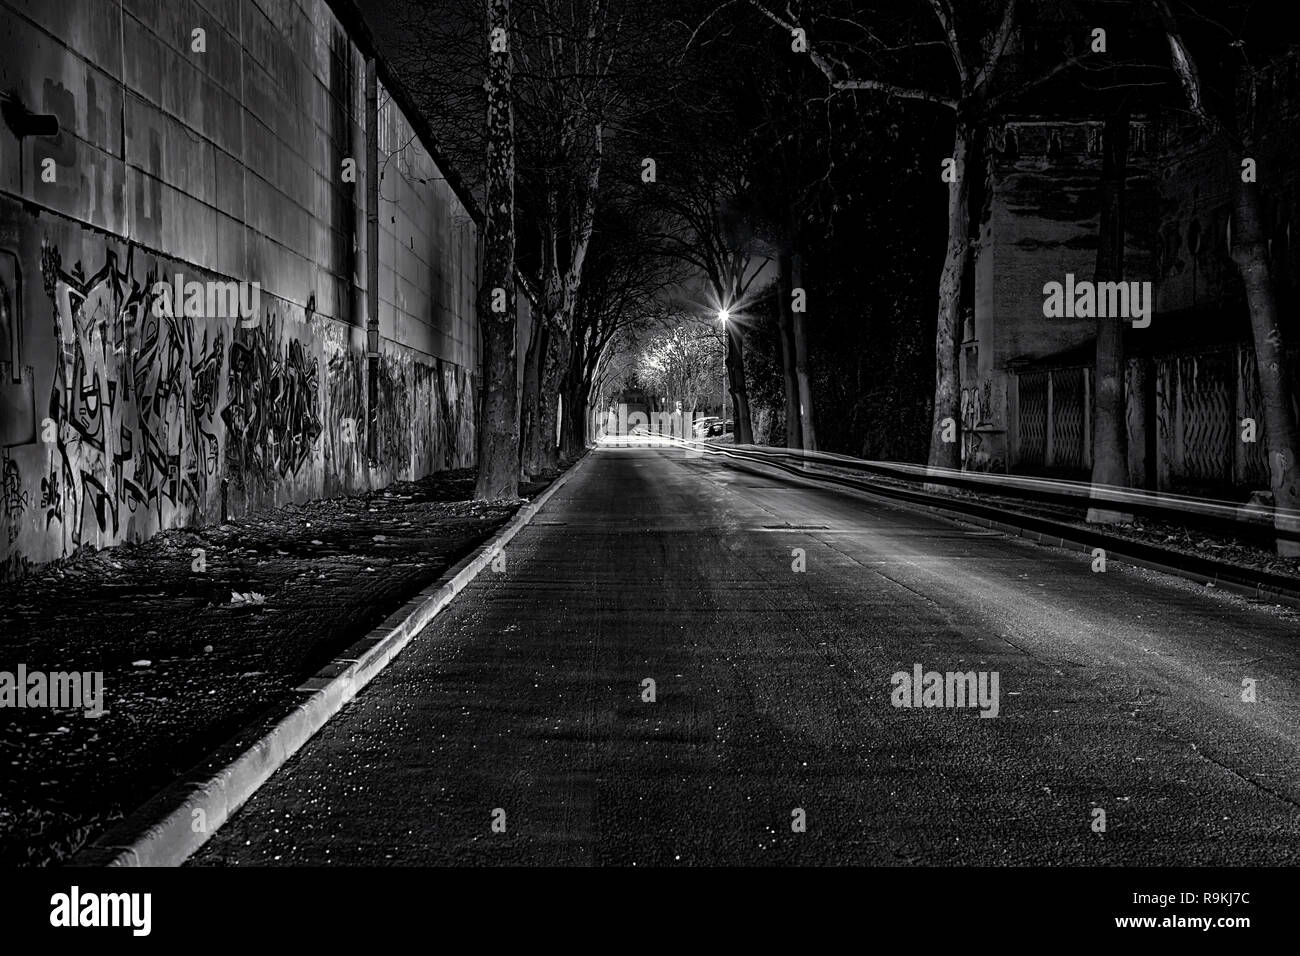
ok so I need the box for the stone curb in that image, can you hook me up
[71,456,590,868]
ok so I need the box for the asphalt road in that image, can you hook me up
[190,440,1300,865]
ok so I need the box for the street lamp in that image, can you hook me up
[718,309,730,425]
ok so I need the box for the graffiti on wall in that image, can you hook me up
[15,238,325,556]
[221,313,323,489]
[961,377,1001,472]
[371,354,474,480]
[2,449,29,544]
[3,229,477,579]
[325,342,365,485]
[31,242,221,548]
[439,359,474,471]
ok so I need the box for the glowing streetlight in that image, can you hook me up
[718,308,729,427]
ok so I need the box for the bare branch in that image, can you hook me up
[926,0,970,88]
[680,0,744,60]
[749,0,955,109]
[973,0,1017,92]
[1152,0,1215,128]
[833,77,957,108]
[986,52,1085,113]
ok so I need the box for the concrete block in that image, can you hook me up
[212,145,244,219]
[122,12,165,109]
[5,0,123,82]
[195,0,241,37]
[214,210,245,278]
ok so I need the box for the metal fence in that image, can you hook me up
[1013,344,1295,493]
[1015,366,1090,473]
[1155,346,1275,490]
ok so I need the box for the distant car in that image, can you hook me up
[706,419,734,437]
[692,416,721,437]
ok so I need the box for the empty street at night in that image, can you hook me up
[6,0,1300,938]
[188,444,1300,867]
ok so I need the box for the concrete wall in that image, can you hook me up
[376,79,478,372]
[0,0,479,579]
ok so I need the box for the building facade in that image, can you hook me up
[963,49,1300,498]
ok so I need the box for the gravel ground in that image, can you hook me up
[0,468,551,866]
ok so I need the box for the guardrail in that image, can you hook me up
[665,438,1299,551]
[600,429,1300,601]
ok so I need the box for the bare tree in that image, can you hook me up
[745,59,861,452]
[377,0,651,479]
[637,324,726,414]
[513,0,635,476]
[1153,0,1300,554]
[745,0,1108,478]
[638,140,770,444]
[561,199,683,456]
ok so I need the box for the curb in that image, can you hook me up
[708,448,1300,611]
[72,455,591,868]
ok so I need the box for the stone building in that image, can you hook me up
[963,48,1299,499]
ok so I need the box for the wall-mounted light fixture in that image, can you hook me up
[1,92,60,139]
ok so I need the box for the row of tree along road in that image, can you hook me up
[379,0,1300,555]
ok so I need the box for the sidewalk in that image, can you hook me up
[0,468,551,866]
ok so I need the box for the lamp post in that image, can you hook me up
[718,308,730,426]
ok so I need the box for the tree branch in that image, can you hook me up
[833,77,957,108]
[972,0,1017,92]
[927,0,970,88]
[1152,0,1216,129]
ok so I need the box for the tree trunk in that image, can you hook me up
[790,252,817,451]
[537,322,569,473]
[559,352,587,460]
[1153,11,1300,554]
[725,318,753,444]
[775,249,802,449]
[1088,105,1133,524]
[519,320,544,478]
[564,386,587,458]
[1233,178,1300,555]
[474,0,518,501]
[927,119,973,482]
